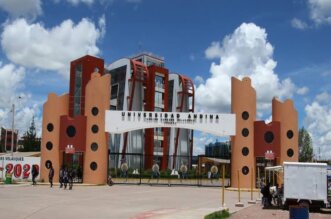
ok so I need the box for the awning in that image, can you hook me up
[265,165,283,172]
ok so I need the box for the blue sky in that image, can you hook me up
[0,0,330,158]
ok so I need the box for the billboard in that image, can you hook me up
[0,156,41,181]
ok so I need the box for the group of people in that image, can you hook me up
[260,182,284,208]
[47,165,74,189]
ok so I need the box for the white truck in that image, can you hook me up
[283,162,328,209]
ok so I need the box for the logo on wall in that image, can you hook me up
[265,150,275,160]
[65,144,75,154]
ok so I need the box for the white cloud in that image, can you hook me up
[0,0,42,20]
[193,132,214,155]
[0,63,40,137]
[1,17,105,78]
[66,0,94,5]
[297,86,309,95]
[308,0,331,25]
[205,42,222,59]
[291,18,309,30]
[194,76,204,85]
[304,92,331,159]
[196,23,296,116]
[0,63,25,109]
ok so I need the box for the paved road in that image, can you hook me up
[0,183,258,219]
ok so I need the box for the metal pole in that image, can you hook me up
[11,104,15,157]
[264,168,267,184]
[238,169,241,202]
[251,166,253,200]
[222,164,225,206]
[258,167,261,199]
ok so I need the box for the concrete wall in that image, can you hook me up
[231,77,256,188]
[83,72,110,184]
[40,93,69,182]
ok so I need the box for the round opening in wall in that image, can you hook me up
[242,128,249,137]
[45,160,52,169]
[91,125,99,133]
[242,111,249,120]
[242,147,249,156]
[46,141,53,150]
[47,123,54,132]
[66,125,76,137]
[90,162,97,171]
[287,148,294,157]
[242,166,249,175]
[264,131,274,143]
[91,107,99,116]
[91,142,98,151]
[287,130,294,139]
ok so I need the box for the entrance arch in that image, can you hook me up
[105,110,235,170]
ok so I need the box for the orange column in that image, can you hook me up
[83,73,110,184]
[231,77,256,188]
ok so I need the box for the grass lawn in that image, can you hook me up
[204,210,230,219]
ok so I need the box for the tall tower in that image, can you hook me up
[231,77,256,188]
[272,98,298,164]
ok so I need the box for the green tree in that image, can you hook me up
[20,117,41,152]
[298,127,314,162]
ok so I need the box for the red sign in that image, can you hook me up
[65,145,75,154]
[265,150,275,160]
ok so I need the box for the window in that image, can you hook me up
[155,92,163,105]
[111,84,119,99]
[155,75,164,89]
[66,126,76,137]
[47,123,54,132]
[73,64,82,116]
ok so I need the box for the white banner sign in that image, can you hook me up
[0,156,41,181]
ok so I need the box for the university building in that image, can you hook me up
[40,54,194,184]
[40,54,298,187]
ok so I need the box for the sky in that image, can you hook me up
[0,0,330,158]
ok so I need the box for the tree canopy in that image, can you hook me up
[298,127,314,162]
[19,117,41,152]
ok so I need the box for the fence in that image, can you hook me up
[109,153,231,187]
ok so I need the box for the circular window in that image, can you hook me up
[91,142,98,151]
[287,148,294,157]
[45,160,52,169]
[242,147,249,156]
[66,126,76,137]
[91,107,99,116]
[242,111,249,120]
[47,123,54,132]
[90,162,97,171]
[46,141,53,150]
[242,166,249,175]
[242,128,249,137]
[91,125,99,133]
[264,131,274,143]
[287,130,294,139]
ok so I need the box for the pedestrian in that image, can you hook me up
[59,166,64,188]
[31,165,38,185]
[68,168,74,190]
[63,167,68,189]
[48,165,54,188]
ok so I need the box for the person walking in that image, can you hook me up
[48,165,54,188]
[31,165,38,185]
[63,167,68,189]
[59,166,64,188]
[68,168,74,190]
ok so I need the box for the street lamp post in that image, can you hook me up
[11,103,15,157]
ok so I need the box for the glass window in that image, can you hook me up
[73,64,82,116]
[155,92,163,105]
[111,84,119,99]
[155,75,164,89]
